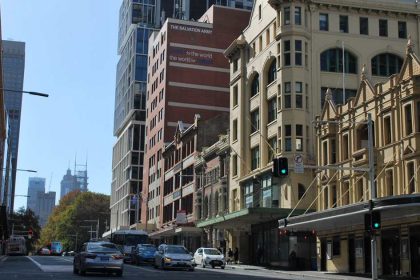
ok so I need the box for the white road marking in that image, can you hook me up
[0,256,7,262]
[26,256,73,272]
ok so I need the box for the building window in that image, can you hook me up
[285,125,292,152]
[357,179,364,202]
[385,169,393,196]
[398,21,407,39]
[331,185,337,208]
[268,98,277,123]
[295,7,301,25]
[339,15,348,33]
[379,19,388,37]
[268,137,277,160]
[405,104,413,136]
[284,40,291,66]
[295,82,303,108]
[320,48,357,74]
[320,87,357,107]
[232,155,238,176]
[298,183,305,199]
[233,58,238,72]
[342,181,350,205]
[258,4,261,20]
[331,139,336,163]
[319,13,329,31]
[383,115,392,145]
[323,187,329,209]
[296,124,303,151]
[251,74,260,97]
[407,161,416,194]
[266,29,270,47]
[284,82,291,108]
[233,85,238,107]
[371,53,403,77]
[342,134,349,160]
[284,7,291,25]
[322,141,328,165]
[360,17,368,35]
[268,60,277,84]
[295,40,302,66]
[333,236,341,256]
[232,119,238,141]
[251,109,260,133]
[251,146,260,170]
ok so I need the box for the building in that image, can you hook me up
[36,191,56,227]
[142,5,250,234]
[26,177,45,213]
[109,0,252,235]
[60,164,88,199]
[2,40,25,213]
[195,133,230,251]
[283,42,420,277]
[150,114,229,247]
[221,0,420,266]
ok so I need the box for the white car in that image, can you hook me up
[193,248,225,269]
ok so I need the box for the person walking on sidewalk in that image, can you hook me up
[227,248,233,264]
[233,247,239,264]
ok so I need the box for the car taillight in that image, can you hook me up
[112,254,124,260]
[85,253,97,259]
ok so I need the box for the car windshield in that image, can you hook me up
[139,247,156,253]
[88,243,118,252]
[204,249,221,255]
[166,246,188,254]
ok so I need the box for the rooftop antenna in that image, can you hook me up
[48,173,53,192]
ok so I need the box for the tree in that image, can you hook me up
[39,191,110,252]
[10,207,41,253]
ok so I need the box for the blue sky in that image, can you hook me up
[1,0,120,209]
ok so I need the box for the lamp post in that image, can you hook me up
[1,88,49,98]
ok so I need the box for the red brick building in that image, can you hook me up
[142,5,250,237]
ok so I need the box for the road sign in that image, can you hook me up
[294,154,304,173]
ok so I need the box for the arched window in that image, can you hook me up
[251,74,260,97]
[298,183,306,200]
[267,60,277,84]
[320,48,357,74]
[371,53,403,77]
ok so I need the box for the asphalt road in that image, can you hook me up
[0,255,309,280]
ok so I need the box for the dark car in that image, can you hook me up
[131,244,156,265]
[73,242,124,276]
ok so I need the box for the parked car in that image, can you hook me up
[131,244,156,265]
[193,248,225,269]
[62,251,75,256]
[73,241,124,276]
[154,244,194,271]
[39,248,51,255]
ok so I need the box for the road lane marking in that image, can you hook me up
[0,256,7,262]
[26,256,73,272]
[26,256,43,271]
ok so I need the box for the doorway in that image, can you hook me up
[320,238,327,271]
[381,229,400,276]
[410,226,420,277]
[348,236,355,273]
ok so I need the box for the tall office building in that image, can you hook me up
[2,40,25,213]
[109,0,253,235]
[26,177,45,213]
[60,164,88,199]
[36,191,56,227]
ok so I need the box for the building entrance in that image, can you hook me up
[381,229,400,276]
[410,226,420,277]
[320,238,326,271]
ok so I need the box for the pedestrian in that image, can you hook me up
[233,247,239,264]
[227,248,233,264]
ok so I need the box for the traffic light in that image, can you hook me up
[371,211,381,230]
[273,157,288,177]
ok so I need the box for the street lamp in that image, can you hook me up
[1,88,49,98]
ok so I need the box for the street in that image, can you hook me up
[0,255,373,280]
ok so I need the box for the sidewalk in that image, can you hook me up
[225,264,418,280]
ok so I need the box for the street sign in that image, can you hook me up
[294,154,304,173]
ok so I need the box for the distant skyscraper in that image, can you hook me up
[109,0,253,234]
[2,40,25,213]
[27,177,45,213]
[60,163,88,199]
[36,191,55,226]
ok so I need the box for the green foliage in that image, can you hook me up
[10,207,41,252]
[39,191,110,252]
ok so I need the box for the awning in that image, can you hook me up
[174,226,202,235]
[279,194,420,232]
[148,226,176,239]
[197,207,308,229]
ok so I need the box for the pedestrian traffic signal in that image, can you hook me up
[273,157,288,177]
[371,211,381,230]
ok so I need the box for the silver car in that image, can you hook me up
[73,242,124,276]
[154,244,194,271]
[193,248,225,269]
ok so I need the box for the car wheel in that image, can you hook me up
[221,266,225,269]
[116,270,123,277]
[161,260,166,270]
